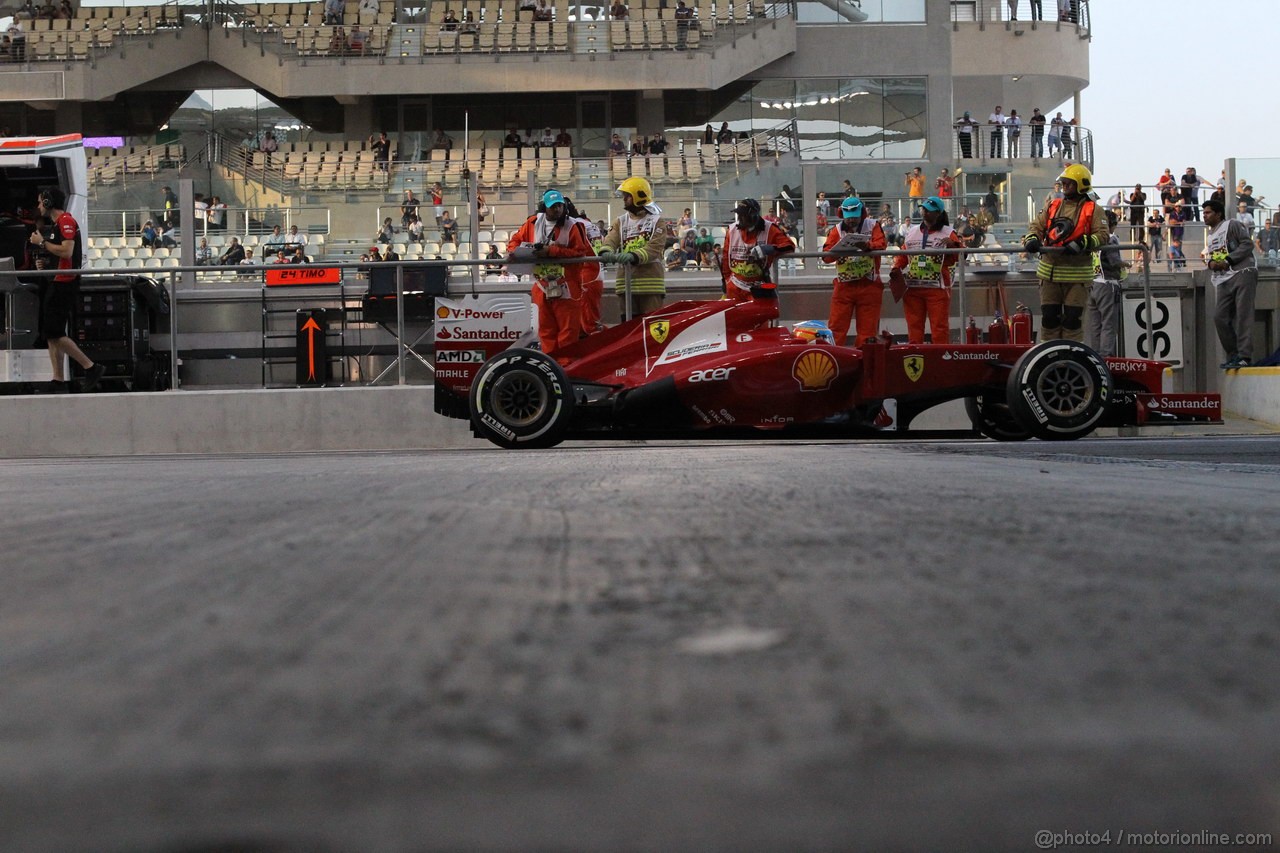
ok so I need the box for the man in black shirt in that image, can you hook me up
[218,236,246,265]
[371,132,391,171]
[27,187,104,393]
[1028,108,1046,159]
[400,189,420,228]
[1180,167,1210,221]
[1146,210,1165,262]
[981,184,1000,222]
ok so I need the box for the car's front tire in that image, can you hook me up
[469,348,575,449]
[1006,340,1112,441]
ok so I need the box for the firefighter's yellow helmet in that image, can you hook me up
[616,176,654,206]
[1057,163,1093,195]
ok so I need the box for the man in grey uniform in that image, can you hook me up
[1085,210,1126,357]
[1202,198,1257,369]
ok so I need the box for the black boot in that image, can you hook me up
[79,363,106,393]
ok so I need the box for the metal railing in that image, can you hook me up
[85,206,333,242]
[227,5,788,63]
[8,234,1196,395]
[951,120,1093,168]
[1026,187,1215,270]
[950,0,1090,33]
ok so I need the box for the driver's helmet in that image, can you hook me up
[793,320,835,345]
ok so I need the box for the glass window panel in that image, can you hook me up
[794,0,925,25]
[701,76,925,161]
[794,80,842,160]
[838,78,884,159]
[880,77,927,160]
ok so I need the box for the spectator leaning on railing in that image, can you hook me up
[1028,108,1045,159]
[954,112,977,159]
[1146,208,1165,262]
[1256,218,1279,263]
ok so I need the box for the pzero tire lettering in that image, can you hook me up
[469,348,575,449]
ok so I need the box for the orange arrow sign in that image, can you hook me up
[301,316,321,381]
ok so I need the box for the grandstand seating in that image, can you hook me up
[84,144,186,184]
[11,0,760,63]
[229,136,720,194]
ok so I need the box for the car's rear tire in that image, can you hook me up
[469,348,575,449]
[1006,340,1112,441]
[965,393,1032,441]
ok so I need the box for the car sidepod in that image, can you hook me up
[670,345,863,430]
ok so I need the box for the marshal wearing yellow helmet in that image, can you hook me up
[598,176,668,320]
[1022,163,1110,342]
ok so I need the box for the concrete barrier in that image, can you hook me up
[1222,367,1280,427]
[3,374,1277,459]
[0,387,477,458]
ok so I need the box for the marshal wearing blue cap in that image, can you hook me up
[889,196,965,344]
[821,194,887,345]
[506,187,593,355]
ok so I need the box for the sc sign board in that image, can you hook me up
[1123,292,1183,367]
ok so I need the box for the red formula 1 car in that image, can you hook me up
[432,293,1222,449]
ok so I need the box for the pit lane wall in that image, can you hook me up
[1221,368,1280,427]
[0,387,476,458]
[0,369,1275,459]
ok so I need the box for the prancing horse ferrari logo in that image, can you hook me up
[903,355,924,382]
[648,319,670,345]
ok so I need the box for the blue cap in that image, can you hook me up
[840,197,864,218]
[542,189,565,208]
[918,196,946,213]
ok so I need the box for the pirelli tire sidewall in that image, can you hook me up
[1006,340,1113,441]
[469,348,575,449]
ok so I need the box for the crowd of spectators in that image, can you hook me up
[955,106,1077,162]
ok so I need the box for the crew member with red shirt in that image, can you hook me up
[507,189,592,355]
[822,196,887,345]
[890,196,965,344]
[719,197,795,302]
[27,187,105,393]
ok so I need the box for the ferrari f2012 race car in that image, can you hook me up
[432,292,1222,449]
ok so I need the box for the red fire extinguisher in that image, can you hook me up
[988,310,1009,344]
[965,315,980,344]
[1011,303,1034,344]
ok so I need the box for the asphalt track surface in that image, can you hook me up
[3,436,1280,852]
